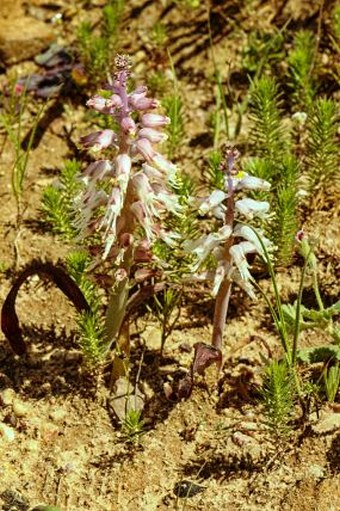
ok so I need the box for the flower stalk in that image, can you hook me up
[185,144,271,376]
[76,55,179,363]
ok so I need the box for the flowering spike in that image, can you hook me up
[76,58,179,260]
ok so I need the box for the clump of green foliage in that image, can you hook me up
[242,28,285,77]
[261,359,295,435]
[304,98,339,198]
[66,250,106,365]
[288,30,317,109]
[42,159,82,240]
[77,0,125,85]
[248,76,298,266]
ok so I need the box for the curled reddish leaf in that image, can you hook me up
[1,262,90,356]
[192,342,223,375]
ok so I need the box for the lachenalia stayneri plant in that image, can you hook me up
[179,145,271,394]
[76,55,180,374]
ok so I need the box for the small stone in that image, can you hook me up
[0,422,15,441]
[41,422,59,442]
[0,388,15,406]
[12,399,30,417]
[307,464,325,479]
[0,16,54,64]
[312,413,340,434]
[26,439,40,452]
[232,431,252,446]
[49,409,67,423]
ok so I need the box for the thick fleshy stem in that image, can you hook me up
[211,145,238,350]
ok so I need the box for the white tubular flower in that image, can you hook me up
[185,225,233,267]
[235,198,270,218]
[229,242,254,282]
[155,191,181,215]
[138,128,168,144]
[233,173,271,191]
[152,154,177,182]
[116,153,131,185]
[199,190,227,215]
[230,268,256,299]
[84,160,114,181]
[131,172,158,218]
[233,224,271,257]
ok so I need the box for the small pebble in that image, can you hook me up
[0,388,16,406]
[12,400,30,417]
[49,409,67,423]
[307,464,325,480]
[232,431,252,446]
[0,422,15,441]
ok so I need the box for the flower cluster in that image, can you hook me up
[185,145,271,298]
[76,55,179,261]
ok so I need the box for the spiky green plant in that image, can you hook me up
[121,408,145,441]
[249,76,287,165]
[42,159,83,240]
[288,30,317,109]
[77,0,124,84]
[304,98,339,197]
[271,157,299,266]
[66,250,106,365]
[162,92,184,160]
[161,57,185,160]
[248,77,299,266]
[261,359,296,435]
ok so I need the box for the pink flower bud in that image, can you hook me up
[140,113,170,128]
[138,128,167,144]
[80,129,117,151]
[121,116,136,135]
[129,95,158,111]
[86,95,114,114]
[84,160,113,178]
[116,153,131,177]
[135,138,156,161]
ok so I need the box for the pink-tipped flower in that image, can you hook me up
[138,128,167,144]
[140,113,170,128]
[80,129,117,151]
[135,138,156,162]
[121,116,137,135]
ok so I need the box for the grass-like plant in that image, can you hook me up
[287,30,317,109]
[0,82,45,227]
